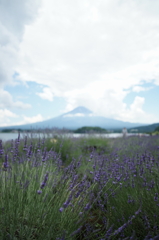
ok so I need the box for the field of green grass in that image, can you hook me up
[0,133,159,239]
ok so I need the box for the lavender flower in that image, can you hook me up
[63,200,70,208]
[2,154,9,171]
[40,172,49,189]
[104,224,114,238]
[154,193,158,201]
[0,140,4,156]
[42,148,47,162]
[37,190,42,194]
[23,136,27,151]
[70,226,82,237]
[111,206,141,237]
[59,207,64,212]
[27,144,33,159]
[153,234,159,240]
[84,203,91,211]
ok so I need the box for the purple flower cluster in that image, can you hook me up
[37,172,49,194]
[2,154,9,171]
[1,134,159,239]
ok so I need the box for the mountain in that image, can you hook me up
[129,123,159,133]
[62,106,93,116]
[0,106,147,131]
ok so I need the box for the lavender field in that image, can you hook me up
[0,133,159,239]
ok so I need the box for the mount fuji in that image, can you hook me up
[0,106,146,131]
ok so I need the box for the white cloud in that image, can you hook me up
[17,0,159,89]
[62,82,128,118]
[0,112,45,127]
[36,87,54,101]
[14,114,44,125]
[0,109,18,126]
[15,0,159,124]
[0,0,41,86]
[0,0,41,37]
[63,88,157,123]
[115,96,158,123]
[0,0,43,127]
[1,0,159,124]
[22,114,43,124]
[132,85,153,93]
[0,22,19,87]
[0,89,31,109]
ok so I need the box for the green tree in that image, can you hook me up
[154,126,159,132]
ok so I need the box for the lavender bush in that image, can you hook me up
[0,133,159,239]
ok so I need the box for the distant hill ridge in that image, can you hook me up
[0,106,148,131]
[129,123,159,133]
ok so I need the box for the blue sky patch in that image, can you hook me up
[4,81,66,119]
[124,82,159,114]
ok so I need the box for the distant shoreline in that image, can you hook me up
[0,132,149,142]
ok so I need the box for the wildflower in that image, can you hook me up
[59,207,64,212]
[37,190,42,194]
[23,136,27,151]
[2,154,9,171]
[112,181,117,184]
[70,226,82,237]
[40,172,49,189]
[154,234,159,240]
[154,193,158,201]
[111,206,141,237]
[63,200,70,208]
[94,175,99,182]
[84,203,91,211]
[27,144,33,158]
[93,165,96,170]
[104,224,114,238]
[42,148,47,162]
[0,140,4,156]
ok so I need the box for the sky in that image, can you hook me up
[1,0,159,127]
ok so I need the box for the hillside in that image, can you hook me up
[74,126,108,133]
[129,123,159,133]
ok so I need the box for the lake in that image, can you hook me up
[0,132,143,142]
